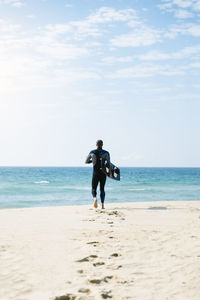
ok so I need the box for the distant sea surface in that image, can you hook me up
[0,167,200,209]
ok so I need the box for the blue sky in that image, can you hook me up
[0,0,200,166]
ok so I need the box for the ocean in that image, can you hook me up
[0,167,200,209]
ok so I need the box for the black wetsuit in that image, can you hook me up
[85,148,110,203]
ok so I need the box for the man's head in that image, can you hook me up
[96,139,103,148]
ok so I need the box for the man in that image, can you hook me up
[85,140,110,209]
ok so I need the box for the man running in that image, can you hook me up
[85,140,110,209]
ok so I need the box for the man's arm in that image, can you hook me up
[85,152,92,164]
[107,152,110,163]
[106,151,112,178]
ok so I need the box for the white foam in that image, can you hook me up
[34,181,50,184]
[62,186,91,191]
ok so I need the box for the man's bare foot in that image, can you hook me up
[94,198,98,208]
[101,203,105,209]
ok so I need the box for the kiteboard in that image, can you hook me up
[101,158,120,181]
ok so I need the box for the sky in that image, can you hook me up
[0,0,200,167]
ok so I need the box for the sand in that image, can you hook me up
[0,201,200,300]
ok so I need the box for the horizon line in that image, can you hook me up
[0,165,200,168]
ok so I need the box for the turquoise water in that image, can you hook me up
[0,167,200,209]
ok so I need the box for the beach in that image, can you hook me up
[0,201,200,300]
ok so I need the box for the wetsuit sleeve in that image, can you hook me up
[107,152,111,163]
[85,152,93,164]
[107,152,112,176]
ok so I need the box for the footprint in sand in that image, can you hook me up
[89,276,113,285]
[97,210,121,217]
[117,265,122,269]
[101,290,112,299]
[107,211,119,216]
[87,241,99,248]
[0,245,10,253]
[78,288,90,294]
[108,211,124,218]
[93,262,105,267]
[89,279,102,284]
[87,241,99,245]
[110,253,121,258]
[54,293,77,300]
[76,255,98,262]
[104,276,113,282]
[107,264,122,270]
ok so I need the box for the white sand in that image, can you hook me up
[0,201,200,300]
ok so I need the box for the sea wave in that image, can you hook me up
[62,186,90,191]
[62,186,113,191]
[34,181,50,184]
[128,188,145,191]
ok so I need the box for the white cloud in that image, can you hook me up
[1,5,199,95]
[0,7,139,92]
[0,0,24,7]
[0,18,89,61]
[159,0,193,10]
[0,18,94,93]
[171,0,193,8]
[186,23,200,36]
[45,24,72,36]
[174,9,194,17]
[172,45,200,58]
[165,23,200,38]
[193,0,200,9]
[159,0,200,18]
[12,1,23,7]
[0,53,100,92]
[42,7,139,41]
[111,26,161,47]
[84,41,102,47]
[36,43,88,60]
[107,64,185,79]
[117,56,134,62]
[137,51,170,61]
[27,15,36,19]
[69,7,138,39]
[101,56,116,64]
[101,44,200,65]
[87,7,137,23]
[69,20,102,38]
[0,18,21,33]
[102,56,134,64]
[136,45,200,61]
[190,62,200,67]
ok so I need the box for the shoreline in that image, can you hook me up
[1,199,200,212]
[0,201,200,300]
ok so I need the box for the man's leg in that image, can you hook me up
[92,172,99,208]
[100,173,106,209]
